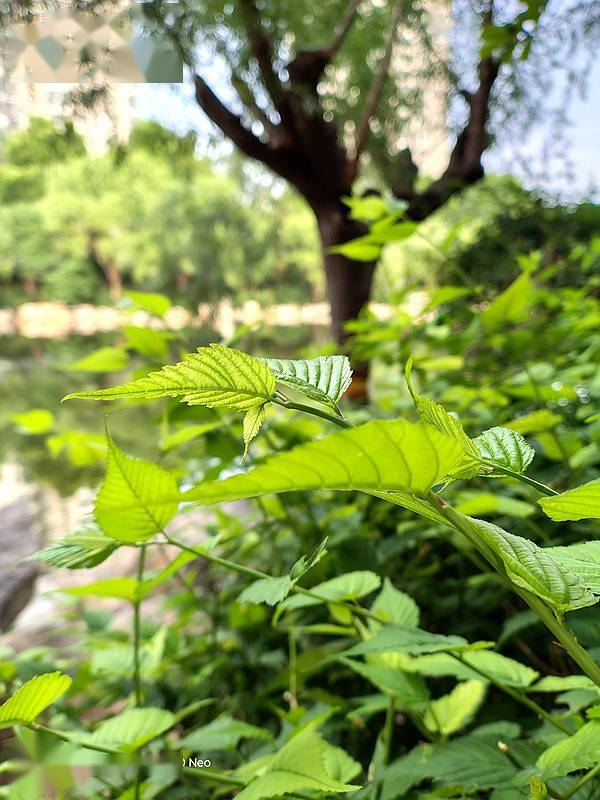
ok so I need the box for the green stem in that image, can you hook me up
[27,722,121,755]
[164,533,383,623]
[450,653,572,735]
[289,628,298,710]
[272,397,353,429]
[133,545,147,706]
[479,461,558,496]
[562,760,600,799]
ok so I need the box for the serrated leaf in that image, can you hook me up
[64,344,276,411]
[278,571,381,613]
[405,359,480,479]
[424,734,518,788]
[465,517,597,614]
[69,347,129,373]
[243,403,267,458]
[536,720,600,778]
[186,419,467,507]
[290,538,328,582]
[474,426,535,475]
[235,727,360,800]
[0,672,72,729]
[343,624,472,657]
[545,541,600,593]
[179,715,272,750]
[84,707,175,752]
[260,356,353,405]
[370,578,420,629]
[28,527,118,569]
[238,576,292,606]
[539,478,600,521]
[95,430,179,542]
[423,679,487,736]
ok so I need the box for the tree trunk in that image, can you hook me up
[315,201,376,398]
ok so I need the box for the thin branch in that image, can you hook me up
[351,2,404,177]
[324,0,361,60]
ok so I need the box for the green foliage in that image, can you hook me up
[539,478,600,521]
[4,117,85,168]
[260,356,352,406]
[0,672,72,729]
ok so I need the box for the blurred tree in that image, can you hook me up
[4,117,86,167]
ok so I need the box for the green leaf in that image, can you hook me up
[539,478,600,521]
[424,734,518,788]
[530,675,600,694]
[243,403,267,458]
[506,410,562,435]
[465,517,597,614]
[10,409,54,435]
[186,419,467,506]
[64,344,276,411]
[238,576,292,606]
[410,650,539,688]
[481,271,536,330]
[341,659,429,708]
[47,430,107,467]
[474,426,535,475]
[61,577,140,602]
[343,624,473,657]
[545,541,600,593]
[289,538,329,582]
[529,777,547,800]
[124,290,172,317]
[0,672,72,729]
[536,720,600,778]
[95,430,179,543]
[180,715,272,750]
[370,578,420,629]
[69,346,129,373]
[423,680,487,736]
[27,526,118,569]
[328,238,382,261]
[260,356,353,406]
[159,421,221,451]
[278,571,381,613]
[235,727,360,800]
[123,326,172,359]
[405,358,480,479]
[84,707,175,752]
[455,492,534,519]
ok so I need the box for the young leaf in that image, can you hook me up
[28,526,118,569]
[423,680,487,736]
[290,538,329,582]
[465,518,597,614]
[64,344,276,411]
[0,672,72,729]
[538,478,600,521]
[260,356,353,406]
[405,358,480,479]
[238,576,292,607]
[370,578,420,629]
[474,426,535,475]
[235,727,360,800]
[243,403,267,458]
[545,540,600,593]
[278,571,381,613]
[84,707,175,752]
[186,419,468,506]
[95,430,179,542]
[536,720,600,778]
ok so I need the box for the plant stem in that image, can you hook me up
[133,544,147,706]
[272,397,353,428]
[288,628,298,710]
[562,761,600,799]
[27,722,121,755]
[479,461,558,496]
[164,533,383,623]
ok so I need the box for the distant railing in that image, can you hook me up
[0,298,424,340]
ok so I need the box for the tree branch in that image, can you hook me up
[350,2,404,181]
[324,0,361,60]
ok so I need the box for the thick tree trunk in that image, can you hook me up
[314,201,376,398]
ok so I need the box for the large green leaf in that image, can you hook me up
[186,419,467,506]
[235,727,360,800]
[536,720,600,779]
[424,734,518,788]
[545,541,600,593]
[343,624,474,657]
[539,478,600,521]
[465,517,597,615]
[405,359,480,479]
[28,526,118,569]
[474,426,535,475]
[0,672,72,729]
[260,356,353,406]
[95,431,179,542]
[84,707,175,752]
[64,344,276,411]
[423,680,487,736]
[180,715,272,750]
[410,650,539,689]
